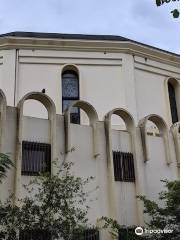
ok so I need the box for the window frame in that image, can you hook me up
[113,151,135,182]
[165,78,180,125]
[62,69,80,124]
[168,81,179,124]
[21,141,51,176]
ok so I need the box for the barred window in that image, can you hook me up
[113,151,135,182]
[22,141,51,176]
[62,70,80,124]
[19,230,51,240]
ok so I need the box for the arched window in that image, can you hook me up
[168,81,178,123]
[62,70,80,124]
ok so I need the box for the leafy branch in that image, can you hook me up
[156,0,180,18]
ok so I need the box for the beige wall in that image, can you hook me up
[0,47,179,127]
[0,40,180,239]
[0,43,179,128]
[0,106,178,230]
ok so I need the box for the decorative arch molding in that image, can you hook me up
[64,100,99,158]
[165,77,180,125]
[104,108,136,165]
[14,92,56,203]
[0,89,7,152]
[138,114,171,164]
[171,121,180,165]
[61,64,79,75]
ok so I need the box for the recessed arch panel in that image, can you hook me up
[138,114,171,164]
[104,108,135,165]
[64,100,99,157]
[14,92,56,204]
[104,108,141,221]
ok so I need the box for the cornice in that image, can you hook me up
[0,36,180,67]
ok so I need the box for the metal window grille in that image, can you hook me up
[73,229,99,240]
[19,230,51,240]
[22,141,51,176]
[113,151,135,182]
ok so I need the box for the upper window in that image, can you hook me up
[62,70,80,124]
[168,81,178,124]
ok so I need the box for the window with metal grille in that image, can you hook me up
[168,81,178,124]
[113,151,135,182]
[19,230,51,240]
[62,70,80,124]
[72,229,99,240]
[22,141,51,176]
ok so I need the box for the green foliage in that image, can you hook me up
[0,162,95,240]
[137,180,180,239]
[0,153,14,183]
[171,9,180,17]
[99,216,142,240]
[155,0,180,18]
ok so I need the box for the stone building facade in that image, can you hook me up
[0,32,179,239]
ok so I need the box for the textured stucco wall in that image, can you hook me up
[0,106,178,232]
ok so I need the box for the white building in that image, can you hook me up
[0,32,180,239]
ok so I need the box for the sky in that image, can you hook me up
[0,0,180,53]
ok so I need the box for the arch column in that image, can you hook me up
[104,108,144,226]
[138,114,171,165]
[14,92,56,204]
[64,100,99,158]
[171,121,180,178]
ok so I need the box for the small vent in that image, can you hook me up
[22,141,51,176]
[113,151,135,182]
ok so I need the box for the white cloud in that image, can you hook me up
[0,0,179,53]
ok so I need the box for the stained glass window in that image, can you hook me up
[168,81,178,124]
[62,70,80,124]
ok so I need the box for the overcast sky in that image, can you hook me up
[0,0,180,53]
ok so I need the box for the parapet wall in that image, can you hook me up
[0,90,179,231]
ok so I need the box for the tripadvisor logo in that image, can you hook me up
[135,227,144,236]
[135,226,173,236]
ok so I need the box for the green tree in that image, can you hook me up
[156,0,180,18]
[0,162,96,240]
[0,153,13,183]
[138,180,180,239]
